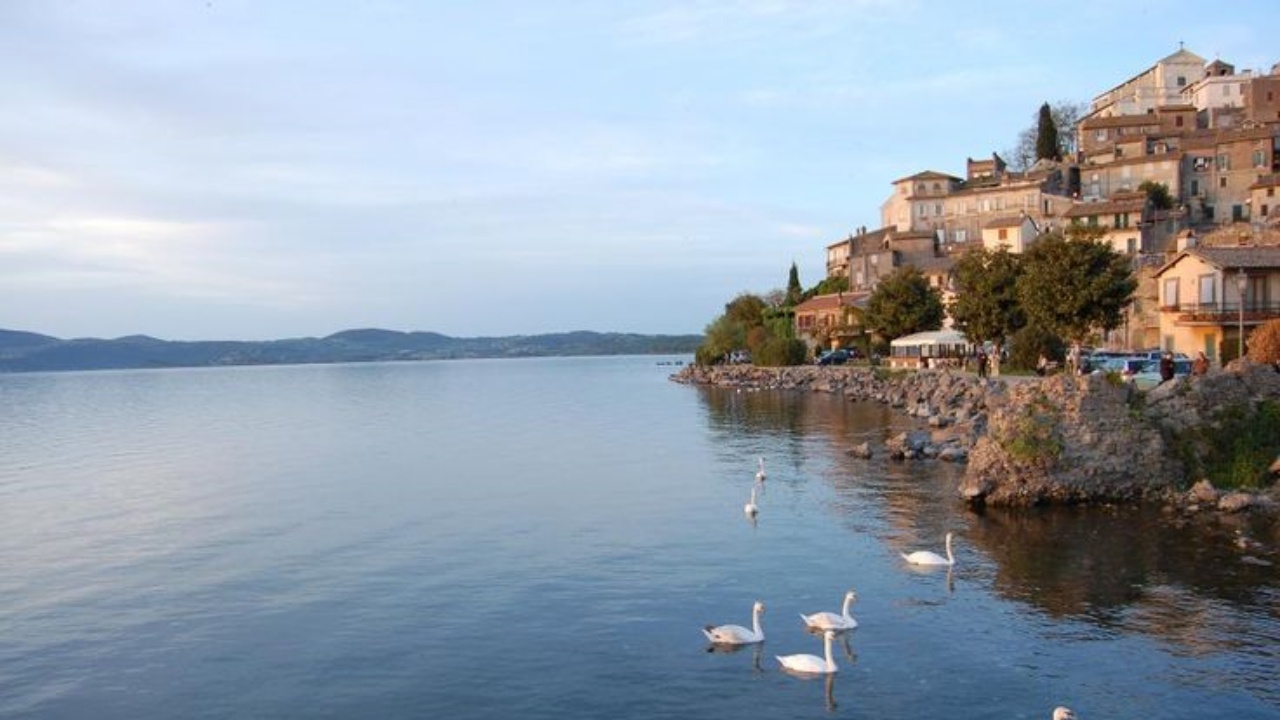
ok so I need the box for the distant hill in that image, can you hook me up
[0,328,702,373]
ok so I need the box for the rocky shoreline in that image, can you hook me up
[670,362,1280,520]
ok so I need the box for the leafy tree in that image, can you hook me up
[785,262,804,307]
[863,266,944,342]
[948,246,1025,375]
[1137,180,1174,210]
[695,293,767,365]
[1247,319,1280,364]
[1017,228,1137,347]
[1035,102,1060,162]
[1007,321,1066,371]
[803,274,849,300]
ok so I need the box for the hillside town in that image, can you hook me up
[795,46,1280,367]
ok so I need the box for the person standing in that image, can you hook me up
[1193,351,1209,376]
[1159,351,1175,383]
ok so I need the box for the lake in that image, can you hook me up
[0,356,1276,719]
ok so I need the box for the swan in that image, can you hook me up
[744,486,759,517]
[799,589,858,631]
[776,629,838,674]
[703,601,765,645]
[901,532,955,566]
[755,456,766,482]
[1053,708,1077,720]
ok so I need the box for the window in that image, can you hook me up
[1262,204,1269,217]
[1255,150,1267,168]
[1176,115,1184,127]
[1115,213,1129,228]
[1176,76,1187,86]
[998,228,1008,240]
[955,229,967,243]
[1198,275,1215,305]
[1216,154,1230,171]
[934,203,942,216]
[1087,216,1098,227]
[1191,179,1200,196]
[1163,278,1179,307]
[1220,177,1228,188]
[1127,237,1137,254]
[1095,129,1107,141]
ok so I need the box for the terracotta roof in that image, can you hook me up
[1188,246,1280,269]
[892,170,962,185]
[1250,174,1280,189]
[1157,245,1280,276]
[1064,197,1146,218]
[1081,115,1163,129]
[984,215,1032,229]
[793,292,870,313]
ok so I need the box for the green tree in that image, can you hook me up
[1018,228,1137,347]
[948,246,1025,375]
[785,262,804,307]
[803,274,849,300]
[1137,180,1174,210]
[1035,102,1060,162]
[863,267,945,342]
[695,293,766,365]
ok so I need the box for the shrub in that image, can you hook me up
[754,337,807,367]
[999,393,1063,467]
[1172,400,1280,490]
[1246,319,1280,364]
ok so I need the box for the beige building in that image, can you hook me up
[793,291,869,351]
[880,162,1074,247]
[1153,245,1280,361]
[1182,125,1280,225]
[981,214,1039,253]
[1249,173,1280,224]
[1086,47,1207,120]
[1063,192,1151,255]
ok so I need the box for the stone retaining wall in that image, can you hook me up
[672,362,1280,512]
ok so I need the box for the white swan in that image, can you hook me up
[901,532,955,566]
[799,589,858,631]
[744,486,759,517]
[703,601,765,645]
[1052,707,1077,720]
[777,629,838,674]
[755,456,766,482]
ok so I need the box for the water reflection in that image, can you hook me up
[970,505,1280,620]
[705,641,765,674]
[692,378,1280,710]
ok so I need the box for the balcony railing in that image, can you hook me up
[1163,301,1280,324]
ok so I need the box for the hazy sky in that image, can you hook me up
[2,1,1277,340]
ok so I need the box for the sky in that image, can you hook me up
[2,1,1278,341]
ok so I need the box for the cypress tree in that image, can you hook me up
[1035,102,1060,162]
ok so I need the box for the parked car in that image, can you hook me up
[816,348,851,366]
[1129,358,1193,390]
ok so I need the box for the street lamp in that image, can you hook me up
[1237,268,1247,360]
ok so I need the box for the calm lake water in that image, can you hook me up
[1,356,1277,719]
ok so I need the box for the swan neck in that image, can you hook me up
[945,534,954,563]
[824,633,835,671]
[842,595,853,617]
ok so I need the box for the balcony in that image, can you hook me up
[1165,301,1280,325]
